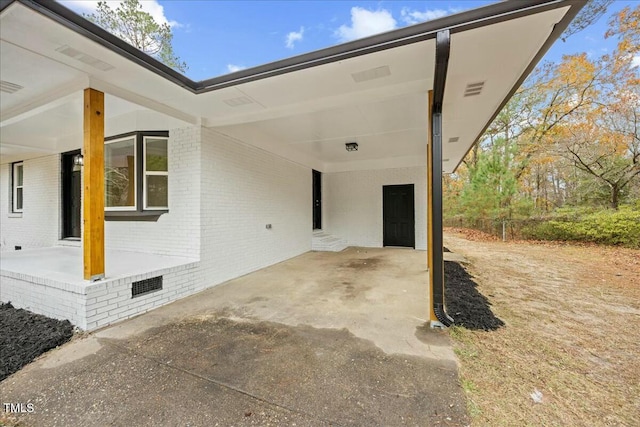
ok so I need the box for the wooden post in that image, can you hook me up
[83,88,105,281]
[427,90,437,322]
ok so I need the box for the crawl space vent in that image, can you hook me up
[0,80,24,94]
[464,82,485,97]
[132,276,163,298]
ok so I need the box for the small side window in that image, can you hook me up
[12,162,23,212]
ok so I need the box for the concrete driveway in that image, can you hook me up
[1,247,468,426]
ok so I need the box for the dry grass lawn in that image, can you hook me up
[444,228,640,426]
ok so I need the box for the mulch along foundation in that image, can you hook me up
[444,261,505,331]
[0,303,73,382]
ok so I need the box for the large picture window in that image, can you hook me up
[12,162,23,212]
[104,131,168,218]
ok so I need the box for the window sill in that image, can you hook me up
[8,212,23,218]
[105,210,168,222]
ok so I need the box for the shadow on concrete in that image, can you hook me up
[445,261,505,331]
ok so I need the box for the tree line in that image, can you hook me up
[444,4,639,246]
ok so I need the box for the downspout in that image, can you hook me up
[431,30,454,327]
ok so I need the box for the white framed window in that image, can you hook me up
[143,136,168,210]
[105,136,136,211]
[12,162,23,212]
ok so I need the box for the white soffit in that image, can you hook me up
[442,6,570,173]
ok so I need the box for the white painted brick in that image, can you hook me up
[0,156,60,251]
[323,167,428,250]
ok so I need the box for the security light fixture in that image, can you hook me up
[345,142,358,152]
[73,154,84,167]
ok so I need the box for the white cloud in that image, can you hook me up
[286,27,304,49]
[335,7,397,42]
[400,7,448,25]
[59,0,181,28]
[632,55,640,68]
[226,64,246,73]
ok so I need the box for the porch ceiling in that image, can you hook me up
[1,1,575,172]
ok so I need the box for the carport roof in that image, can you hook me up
[0,0,583,172]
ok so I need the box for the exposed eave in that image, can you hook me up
[0,0,586,171]
[9,0,580,97]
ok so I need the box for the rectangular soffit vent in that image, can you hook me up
[56,45,115,71]
[132,276,163,298]
[448,137,459,143]
[223,96,255,107]
[464,81,485,97]
[352,65,391,83]
[0,80,24,94]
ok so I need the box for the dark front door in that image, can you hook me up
[313,170,322,230]
[62,150,81,239]
[383,184,415,248]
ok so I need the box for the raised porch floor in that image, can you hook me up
[0,247,199,330]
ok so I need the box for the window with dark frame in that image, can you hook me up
[12,162,23,213]
[104,131,168,219]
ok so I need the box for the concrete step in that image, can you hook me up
[312,230,347,252]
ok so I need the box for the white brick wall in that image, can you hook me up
[105,126,202,258]
[323,167,427,249]
[0,273,87,327]
[84,261,200,330]
[1,260,199,330]
[199,128,312,285]
[0,155,60,251]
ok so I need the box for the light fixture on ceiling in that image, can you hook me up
[345,142,358,152]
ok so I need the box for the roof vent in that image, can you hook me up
[448,137,459,143]
[352,66,391,83]
[464,81,484,97]
[56,45,115,71]
[223,96,255,107]
[0,80,24,94]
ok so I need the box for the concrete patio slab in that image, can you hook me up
[1,247,468,426]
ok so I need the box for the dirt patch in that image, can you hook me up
[444,261,504,331]
[444,230,640,426]
[1,303,73,382]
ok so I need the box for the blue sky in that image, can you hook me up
[60,1,637,81]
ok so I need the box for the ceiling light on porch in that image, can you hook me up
[464,81,485,97]
[345,142,358,152]
[351,66,391,83]
[0,80,24,94]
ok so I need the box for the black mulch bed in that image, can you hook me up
[1,303,74,382]
[444,261,505,331]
